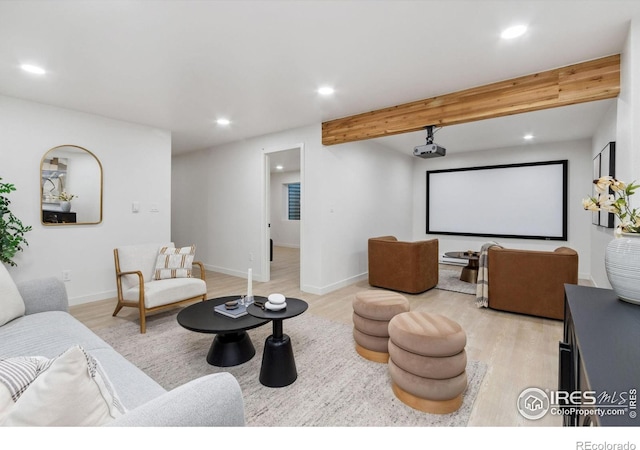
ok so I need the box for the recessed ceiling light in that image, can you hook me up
[501,25,528,40]
[216,118,231,126]
[317,86,335,96]
[20,64,46,75]
[524,134,534,140]
[275,165,284,170]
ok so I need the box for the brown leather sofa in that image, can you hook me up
[368,236,439,294]
[487,246,578,320]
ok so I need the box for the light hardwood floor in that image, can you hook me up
[70,246,585,427]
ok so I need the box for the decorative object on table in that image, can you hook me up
[265,293,286,311]
[0,178,32,267]
[604,232,640,304]
[583,176,640,304]
[57,191,77,213]
[214,301,248,318]
[224,300,239,309]
[265,302,286,311]
[246,268,253,302]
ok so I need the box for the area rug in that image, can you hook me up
[437,268,477,295]
[96,312,487,426]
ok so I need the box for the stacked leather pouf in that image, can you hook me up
[352,291,410,363]
[387,311,467,414]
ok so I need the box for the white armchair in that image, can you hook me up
[113,243,207,333]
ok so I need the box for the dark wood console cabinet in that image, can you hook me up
[42,210,76,223]
[560,284,640,426]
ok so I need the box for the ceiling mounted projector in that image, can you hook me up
[413,125,446,158]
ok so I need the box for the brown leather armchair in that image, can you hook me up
[487,246,578,320]
[368,236,439,294]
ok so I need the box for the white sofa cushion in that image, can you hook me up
[123,278,207,308]
[153,245,196,280]
[0,346,125,426]
[0,264,25,326]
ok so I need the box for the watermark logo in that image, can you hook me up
[517,387,637,420]
[517,387,550,420]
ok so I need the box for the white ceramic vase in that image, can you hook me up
[60,201,71,212]
[605,232,640,305]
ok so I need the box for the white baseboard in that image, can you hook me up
[302,272,368,296]
[68,289,117,307]
[272,243,300,249]
[203,264,270,283]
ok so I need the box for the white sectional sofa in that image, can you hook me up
[0,276,245,426]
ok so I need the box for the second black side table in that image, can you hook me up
[247,297,308,387]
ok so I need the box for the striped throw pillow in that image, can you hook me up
[153,245,196,280]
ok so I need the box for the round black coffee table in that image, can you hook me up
[177,296,269,367]
[247,297,308,387]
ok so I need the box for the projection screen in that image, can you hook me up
[426,160,568,240]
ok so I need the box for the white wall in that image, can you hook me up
[317,138,414,293]
[411,139,593,278]
[592,15,640,288]
[0,95,172,305]
[616,17,640,192]
[270,171,300,248]
[172,124,414,295]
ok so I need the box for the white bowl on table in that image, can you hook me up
[265,301,287,311]
[268,293,286,305]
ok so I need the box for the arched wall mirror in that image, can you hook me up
[40,145,103,225]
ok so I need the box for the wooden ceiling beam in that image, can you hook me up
[321,54,620,146]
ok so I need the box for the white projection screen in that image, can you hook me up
[426,160,568,240]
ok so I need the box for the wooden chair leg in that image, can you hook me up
[112,302,124,317]
[138,298,147,334]
[139,311,146,334]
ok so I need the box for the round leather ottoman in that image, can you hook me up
[388,311,467,414]
[352,290,409,363]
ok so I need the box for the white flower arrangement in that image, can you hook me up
[57,191,77,201]
[583,176,639,233]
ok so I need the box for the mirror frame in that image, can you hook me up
[40,144,103,226]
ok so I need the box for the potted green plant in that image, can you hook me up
[0,178,32,266]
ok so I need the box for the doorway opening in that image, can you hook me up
[263,145,303,288]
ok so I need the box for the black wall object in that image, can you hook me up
[592,142,616,228]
